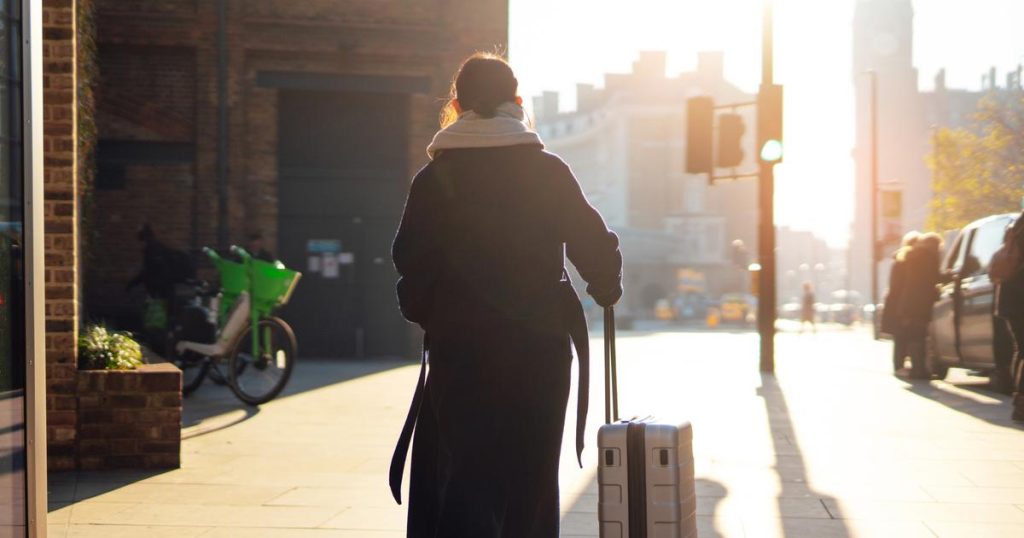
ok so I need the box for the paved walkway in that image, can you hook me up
[48,325,1024,537]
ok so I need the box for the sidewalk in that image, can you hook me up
[48,327,1024,537]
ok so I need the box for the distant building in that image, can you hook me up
[850,0,1021,301]
[535,52,759,314]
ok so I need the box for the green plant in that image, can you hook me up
[79,325,143,370]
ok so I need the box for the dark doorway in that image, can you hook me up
[277,90,410,358]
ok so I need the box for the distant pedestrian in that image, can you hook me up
[881,231,920,373]
[800,281,816,333]
[388,53,623,537]
[992,213,1024,422]
[898,232,943,379]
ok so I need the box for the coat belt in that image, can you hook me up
[388,280,591,504]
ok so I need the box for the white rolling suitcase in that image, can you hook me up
[597,307,698,538]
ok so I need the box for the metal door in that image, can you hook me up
[960,217,1012,364]
[931,231,964,361]
[277,90,409,358]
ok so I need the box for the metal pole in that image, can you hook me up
[869,70,879,340]
[216,0,230,250]
[758,0,777,373]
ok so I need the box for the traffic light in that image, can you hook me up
[717,113,745,168]
[757,84,783,162]
[685,96,714,174]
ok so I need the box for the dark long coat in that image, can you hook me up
[997,213,1024,320]
[389,145,622,538]
[899,245,942,335]
[880,251,910,336]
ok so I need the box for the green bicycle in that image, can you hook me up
[171,246,302,405]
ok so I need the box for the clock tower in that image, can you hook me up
[850,0,927,303]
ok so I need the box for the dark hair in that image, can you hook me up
[441,52,518,126]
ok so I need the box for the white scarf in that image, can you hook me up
[426,102,544,160]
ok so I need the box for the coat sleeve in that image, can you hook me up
[392,167,442,325]
[556,160,623,307]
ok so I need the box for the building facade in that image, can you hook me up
[850,0,1020,301]
[82,0,508,360]
[536,52,758,314]
[40,0,510,502]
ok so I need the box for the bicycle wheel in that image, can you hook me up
[227,317,296,406]
[173,350,210,396]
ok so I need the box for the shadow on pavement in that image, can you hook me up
[758,373,851,537]
[49,357,413,511]
[903,377,1022,430]
[48,469,168,507]
[695,478,729,537]
[182,357,411,435]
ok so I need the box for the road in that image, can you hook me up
[49,324,1024,537]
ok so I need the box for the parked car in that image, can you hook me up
[929,213,1015,390]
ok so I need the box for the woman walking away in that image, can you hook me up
[882,231,919,373]
[800,281,816,333]
[992,213,1024,421]
[388,53,623,538]
[898,232,943,380]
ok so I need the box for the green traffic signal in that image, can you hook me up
[760,139,783,162]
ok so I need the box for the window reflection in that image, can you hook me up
[0,0,26,534]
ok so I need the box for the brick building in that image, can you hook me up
[43,0,510,471]
[82,0,508,358]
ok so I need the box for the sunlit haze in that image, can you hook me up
[510,0,1024,247]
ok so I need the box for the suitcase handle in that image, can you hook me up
[604,306,619,424]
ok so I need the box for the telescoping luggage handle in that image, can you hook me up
[604,306,620,424]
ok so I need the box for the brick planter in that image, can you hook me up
[76,362,182,470]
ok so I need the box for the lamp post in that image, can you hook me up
[757,0,778,373]
[866,69,880,340]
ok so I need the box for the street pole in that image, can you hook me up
[868,70,880,340]
[758,0,777,373]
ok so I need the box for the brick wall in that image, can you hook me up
[86,44,198,319]
[76,363,182,470]
[44,0,79,472]
[86,0,509,356]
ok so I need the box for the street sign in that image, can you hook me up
[880,188,903,248]
[307,239,342,254]
[881,190,902,220]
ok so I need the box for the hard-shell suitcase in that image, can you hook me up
[597,307,698,538]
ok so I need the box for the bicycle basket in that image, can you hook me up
[250,259,301,312]
[206,250,250,297]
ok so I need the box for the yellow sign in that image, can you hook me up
[881,189,902,220]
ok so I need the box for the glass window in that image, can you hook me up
[943,232,965,272]
[0,0,26,533]
[965,219,1010,276]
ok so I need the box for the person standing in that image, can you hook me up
[800,281,816,333]
[898,233,943,379]
[993,213,1024,421]
[388,53,623,537]
[881,232,919,373]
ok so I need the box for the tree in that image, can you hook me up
[928,92,1024,231]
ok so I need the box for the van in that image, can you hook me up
[928,213,1016,391]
